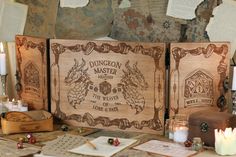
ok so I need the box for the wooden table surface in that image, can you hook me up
[1,124,235,157]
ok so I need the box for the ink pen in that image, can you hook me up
[86,139,97,150]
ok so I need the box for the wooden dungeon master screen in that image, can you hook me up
[15,35,48,110]
[169,42,230,117]
[50,39,166,134]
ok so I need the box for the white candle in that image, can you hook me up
[7,101,13,110]
[0,42,3,53]
[20,105,28,112]
[173,126,188,143]
[0,42,6,75]
[11,105,19,111]
[215,128,236,155]
[18,100,28,111]
[232,67,236,90]
[11,99,19,111]
[17,100,23,108]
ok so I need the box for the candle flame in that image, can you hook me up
[0,42,3,53]
[215,128,236,155]
[224,128,233,138]
[215,128,236,139]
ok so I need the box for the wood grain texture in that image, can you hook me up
[1,110,53,134]
[50,39,166,134]
[15,35,48,110]
[169,42,230,117]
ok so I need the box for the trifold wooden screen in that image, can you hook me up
[169,43,230,118]
[15,35,49,110]
[15,35,231,134]
[50,39,166,134]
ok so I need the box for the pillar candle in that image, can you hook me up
[20,105,28,112]
[18,100,28,111]
[0,42,6,75]
[7,101,13,110]
[0,42,3,53]
[215,128,236,155]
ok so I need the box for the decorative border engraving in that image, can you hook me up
[24,61,40,96]
[15,36,47,109]
[170,43,228,114]
[50,41,165,132]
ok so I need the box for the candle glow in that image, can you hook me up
[5,99,28,112]
[215,128,236,155]
[173,126,188,143]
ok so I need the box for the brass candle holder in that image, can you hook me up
[0,74,7,96]
[232,91,236,115]
[0,74,8,114]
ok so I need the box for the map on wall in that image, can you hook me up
[169,42,230,117]
[50,39,166,134]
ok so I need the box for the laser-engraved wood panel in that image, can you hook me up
[50,39,165,134]
[169,42,230,117]
[16,35,48,110]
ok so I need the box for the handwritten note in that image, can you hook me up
[69,136,137,157]
[134,140,197,157]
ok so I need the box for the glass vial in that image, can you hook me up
[192,137,203,151]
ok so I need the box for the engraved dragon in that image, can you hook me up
[64,58,92,109]
[65,59,148,114]
[119,61,148,114]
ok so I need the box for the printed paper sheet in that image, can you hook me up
[206,0,236,57]
[0,0,28,41]
[166,0,204,19]
[42,134,89,157]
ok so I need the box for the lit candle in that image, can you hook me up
[6,99,13,110]
[11,99,19,111]
[215,128,236,155]
[173,126,189,143]
[0,42,6,75]
[17,100,23,108]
